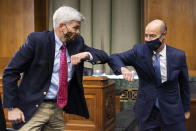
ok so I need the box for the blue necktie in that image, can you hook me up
[153,53,161,108]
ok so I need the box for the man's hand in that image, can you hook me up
[120,67,134,83]
[8,108,25,124]
[71,52,90,65]
[185,111,190,120]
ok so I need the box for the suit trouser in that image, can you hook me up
[139,106,186,131]
[17,101,65,131]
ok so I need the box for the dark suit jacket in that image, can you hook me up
[2,30,108,129]
[0,96,6,131]
[109,44,190,125]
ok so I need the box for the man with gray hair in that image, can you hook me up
[3,6,108,131]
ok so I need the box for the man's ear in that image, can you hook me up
[163,31,167,35]
[163,31,167,39]
[59,23,66,32]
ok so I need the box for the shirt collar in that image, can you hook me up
[54,32,65,51]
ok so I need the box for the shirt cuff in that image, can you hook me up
[7,107,14,111]
[88,52,93,61]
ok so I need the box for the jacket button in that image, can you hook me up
[43,92,47,95]
[35,104,39,108]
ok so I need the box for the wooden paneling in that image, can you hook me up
[143,0,196,76]
[186,96,196,131]
[0,0,34,73]
[0,0,48,73]
[34,0,49,32]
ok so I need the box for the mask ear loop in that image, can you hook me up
[159,31,166,43]
[159,30,167,39]
[159,33,163,39]
[63,24,72,40]
[65,24,70,32]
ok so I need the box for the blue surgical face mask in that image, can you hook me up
[146,38,162,51]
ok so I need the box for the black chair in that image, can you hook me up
[0,96,16,131]
[0,96,7,131]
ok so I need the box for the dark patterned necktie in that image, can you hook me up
[57,44,68,109]
[153,53,161,108]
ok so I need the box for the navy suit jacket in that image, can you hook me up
[109,44,190,124]
[3,30,108,129]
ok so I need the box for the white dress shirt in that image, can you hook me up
[45,32,72,99]
[152,44,167,83]
[45,33,93,99]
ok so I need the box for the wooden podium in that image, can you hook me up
[64,76,116,131]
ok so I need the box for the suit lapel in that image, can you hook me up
[46,32,82,80]
[143,45,156,79]
[67,40,81,77]
[166,45,171,81]
[47,30,55,75]
[67,40,80,56]
[142,45,172,84]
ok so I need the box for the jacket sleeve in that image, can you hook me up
[108,45,138,75]
[178,52,190,112]
[80,37,109,64]
[3,33,35,108]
